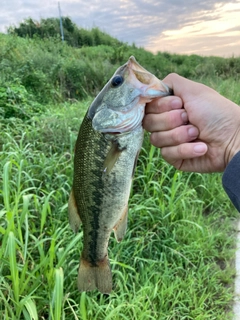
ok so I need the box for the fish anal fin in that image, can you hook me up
[78,256,112,294]
[68,189,81,233]
[113,204,128,242]
[103,140,126,174]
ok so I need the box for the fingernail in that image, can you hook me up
[193,144,207,153]
[181,111,188,123]
[188,127,198,137]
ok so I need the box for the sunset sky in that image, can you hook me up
[1,0,240,57]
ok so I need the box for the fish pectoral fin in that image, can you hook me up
[68,189,81,233]
[113,204,128,242]
[103,140,125,174]
[78,256,112,294]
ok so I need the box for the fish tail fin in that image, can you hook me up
[77,256,112,294]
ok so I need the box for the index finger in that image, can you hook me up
[145,95,183,114]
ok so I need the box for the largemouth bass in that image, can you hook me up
[68,56,172,294]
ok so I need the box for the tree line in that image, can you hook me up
[8,17,122,48]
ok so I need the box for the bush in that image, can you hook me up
[0,80,43,120]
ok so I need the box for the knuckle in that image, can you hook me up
[171,128,182,144]
[160,147,168,159]
[168,110,182,128]
[150,132,160,147]
[177,144,186,158]
[161,148,181,169]
[143,115,153,131]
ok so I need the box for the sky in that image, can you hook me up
[0,0,240,57]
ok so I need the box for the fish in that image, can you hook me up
[68,56,172,294]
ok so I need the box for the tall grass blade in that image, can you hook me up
[8,231,20,308]
[79,292,87,320]
[20,297,38,320]
[51,268,64,320]
[3,161,11,212]
[41,191,55,234]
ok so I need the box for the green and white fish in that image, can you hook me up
[68,56,172,293]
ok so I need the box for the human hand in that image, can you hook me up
[143,73,240,173]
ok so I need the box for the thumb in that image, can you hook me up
[163,73,204,99]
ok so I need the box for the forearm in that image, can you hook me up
[222,151,240,212]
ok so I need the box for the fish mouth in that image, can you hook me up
[91,56,173,135]
[128,57,153,85]
[127,56,173,96]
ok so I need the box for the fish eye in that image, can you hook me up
[111,75,124,87]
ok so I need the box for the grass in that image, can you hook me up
[1,27,240,320]
[0,96,239,320]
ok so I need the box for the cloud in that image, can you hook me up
[0,0,239,56]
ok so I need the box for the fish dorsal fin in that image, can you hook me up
[103,140,126,174]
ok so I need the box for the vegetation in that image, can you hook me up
[1,19,240,319]
[8,17,122,48]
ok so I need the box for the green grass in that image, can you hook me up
[0,98,238,320]
[1,27,240,320]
